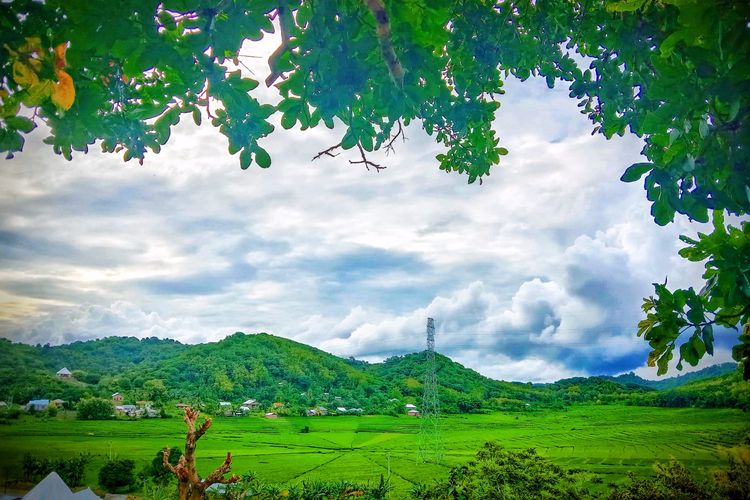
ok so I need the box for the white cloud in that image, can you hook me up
[0,69,723,382]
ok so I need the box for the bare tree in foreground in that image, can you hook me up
[163,406,240,499]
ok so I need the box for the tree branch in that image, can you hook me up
[266,1,293,87]
[312,142,342,161]
[202,452,240,486]
[350,142,385,172]
[384,119,405,155]
[162,448,177,475]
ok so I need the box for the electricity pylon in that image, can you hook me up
[418,317,443,462]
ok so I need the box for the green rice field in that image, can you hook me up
[1,405,748,496]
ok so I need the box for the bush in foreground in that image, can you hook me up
[207,473,390,499]
[98,458,136,493]
[411,442,592,499]
[21,453,91,487]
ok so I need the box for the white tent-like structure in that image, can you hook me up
[22,472,73,500]
[22,472,101,500]
[72,488,100,499]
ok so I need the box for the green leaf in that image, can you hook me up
[728,99,740,121]
[690,335,706,359]
[620,163,653,183]
[280,112,297,130]
[341,129,357,150]
[240,147,251,170]
[680,341,699,367]
[651,197,675,226]
[5,116,35,133]
[702,325,714,356]
[255,146,271,168]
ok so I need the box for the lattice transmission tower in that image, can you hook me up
[418,317,443,462]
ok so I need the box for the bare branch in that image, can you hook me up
[350,142,386,172]
[203,452,239,486]
[162,448,177,475]
[195,416,212,441]
[312,142,342,161]
[384,119,405,155]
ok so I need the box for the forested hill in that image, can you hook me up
[606,363,738,390]
[0,333,746,413]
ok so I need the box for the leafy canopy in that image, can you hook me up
[1,0,748,375]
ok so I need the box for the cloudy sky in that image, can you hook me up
[0,41,736,382]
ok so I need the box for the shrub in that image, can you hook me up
[21,453,91,487]
[141,447,181,484]
[411,442,593,499]
[99,458,136,493]
[77,397,113,420]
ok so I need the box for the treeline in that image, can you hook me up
[0,333,747,414]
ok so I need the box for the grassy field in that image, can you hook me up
[1,405,748,496]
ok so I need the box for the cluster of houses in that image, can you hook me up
[15,367,425,419]
[111,393,158,417]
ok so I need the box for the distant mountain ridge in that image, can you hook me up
[0,333,745,412]
[605,363,738,390]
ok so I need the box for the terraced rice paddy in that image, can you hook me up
[0,405,748,496]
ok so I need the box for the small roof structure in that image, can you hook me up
[405,403,418,409]
[336,407,347,412]
[72,488,101,499]
[27,399,49,407]
[264,412,278,418]
[23,471,73,500]
[56,367,72,376]
[242,399,258,406]
[219,401,232,406]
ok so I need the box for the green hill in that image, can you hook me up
[607,363,738,390]
[0,333,746,413]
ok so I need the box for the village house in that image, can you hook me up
[219,401,233,416]
[336,407,347,413]
[176,403,190,410]
[405,403,418,410]
[272,402,284,408]
[407,409,421,417]
[264,412,278,419]
[26,399,49,411]
[51,399,65,407]
[306,406,328,416]
[111,392,123,402]
[115,404,138,416]
[240,399,260,410]
[56,367,72,379]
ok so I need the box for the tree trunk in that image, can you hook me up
[164,407,239,500]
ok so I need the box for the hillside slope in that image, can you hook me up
[0,333,745,412]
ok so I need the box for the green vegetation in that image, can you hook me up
[0,405,748,496]
[21,452,91,487]
[98,458,137,493]
[412,443,591,499]
[1,334,747,416]
[76,397,114,420]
